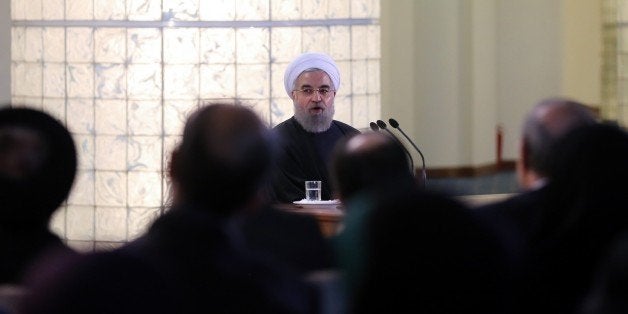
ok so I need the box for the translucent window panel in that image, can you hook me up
[200,28,236,63]
[128,29,163,63]
[271,0,301,20]
[200,64,236,98]
[43,63,66,98]
[127,0,163,21]
[95,172,128,207]
[66,0,94,20]
[271,28,303,63]
[235,0,270,20]
[43,28,66,62]
[95,0,127,20]
[95,206,128,242]
[12,0,381,248]
[302,0,329,19]
[95,28,127,63]
[199,0,236,21]
[164,0,200,21]
[164,28,200,64]
[236,28,270,64]
[95,64,127,99]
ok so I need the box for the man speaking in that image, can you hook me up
[269,52,360,203]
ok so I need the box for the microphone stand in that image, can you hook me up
[375,120,415,173]
[389,118,427,187]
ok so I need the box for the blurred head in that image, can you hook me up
[330,132,415,203]
[518,97,597,189]
[284,52,340,133]
[0,106,77,228]
[168,103,274,215]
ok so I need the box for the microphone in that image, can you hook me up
[376,120,414,172]
[389,118,427,186]
[369,122,380,132]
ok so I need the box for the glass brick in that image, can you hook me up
[95,206,128,241]
[66,28,94,63]
[199,0,235,21]
[352,59,368,94]
[271,28,302,63]
[67,63,94,98]
[95,99,127,135]
[333,94,352,123]
[128,29,162,64]
[95,28,127,63]
[351,26,368,59]
[236,28,270,64]
[66,205,95,241]
[352,94,368,127]
[271,62,289,98]
[67,98,95,134]
[95,0,127,20]
[367,59,380,93]
[164,28,200,64]
[329,26,351,61]
[43,63,66,98]
[200,28,236,63]
[302,0,328,19]
[128,171,163,207]
[302,27,330,53]
[199,64,236,98]
[128,100,162,135]
[74,134,95,171]
[95,135,128,171]
[11,27,26,62]
[164,64,199,99]
[67,0,94,20]
[127,64,163,99]
[11,0,26,20]
[24,27,43,62]
[24,0,43,20]
[68,170,95,205]
[49,207,66,239]
[164,100,197,135]
[13,62,42,97]
[128,207,161,240]
[42,97,66,122]
[164,0,200,21]
[328,0,350,19]
[127,0,162,21]
[95,171,127,206]
[336,60,351,93]
[43,27,65,62]
[235,0,270,20]
[271,0,301,20]
[270,98,294,126]
[367,25,381,58]
[236,64,270,99]
[128,136,162,171]
[43,0,64,20]
[95,63,127,99]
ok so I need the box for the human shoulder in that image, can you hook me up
[331,120,360,135]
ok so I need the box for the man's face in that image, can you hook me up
[291,70,336,133]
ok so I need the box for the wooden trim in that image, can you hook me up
[422,160,516,178]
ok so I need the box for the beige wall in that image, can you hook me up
[381,0,602,169]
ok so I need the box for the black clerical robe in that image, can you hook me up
[269,117,360,203]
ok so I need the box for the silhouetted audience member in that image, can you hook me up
[580,231,628,314]
[0,106,77,284]
[351,191,513,314]
[523,122,628,314]
[330,133,514,313]
[19,104,316,314]
[241,204,335,276]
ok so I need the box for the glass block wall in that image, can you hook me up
[11,0,380,251]
[603,0,628,126]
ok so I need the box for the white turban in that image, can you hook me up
[283,52,340,98]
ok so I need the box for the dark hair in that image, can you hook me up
[168,103,274,215]
[522,98,596,176]
[0,106,77,227]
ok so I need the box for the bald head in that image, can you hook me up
[519,97,597,188]
[330,132,415,202]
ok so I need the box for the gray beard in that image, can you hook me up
[294,105,334,133]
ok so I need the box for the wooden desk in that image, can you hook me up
[275,203,345,237]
